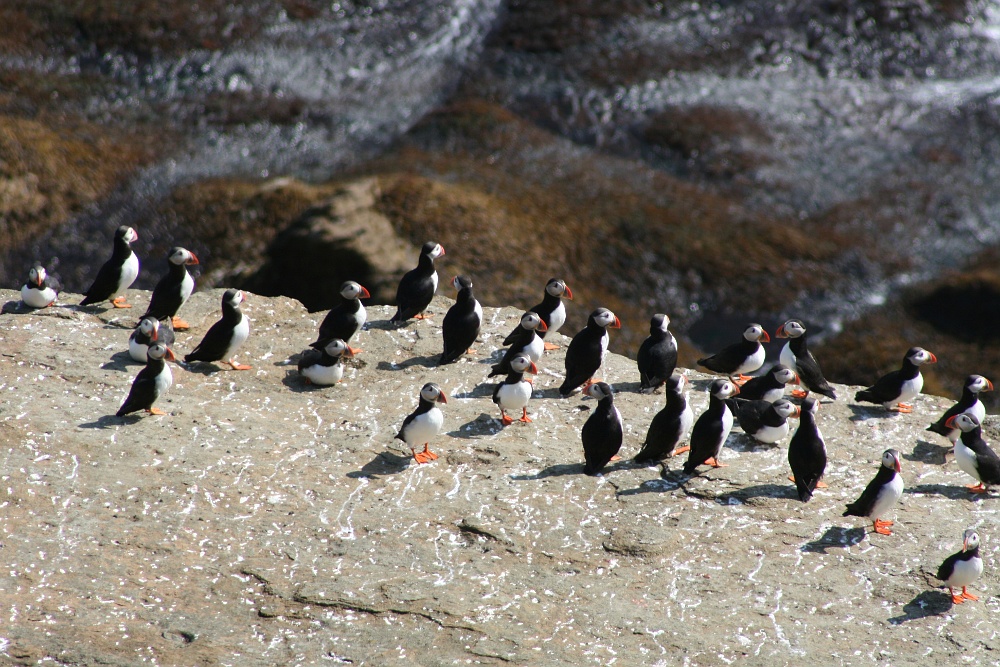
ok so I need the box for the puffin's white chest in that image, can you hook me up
[523,334,544,363]
[600,330,610,363]
[548,301,567,335]
[178,270,195,304]
[497,380,532,411]
[718,405,735,451]
[355,303,368,331]
[736,344,766,375]
[154,363,173,395]
[779,342,796,370]
[402,407,444,446]
[129,335,150,362]
[473,300,484,327]
[753,421,790,445]
[224,315,251,359]
[870,473,903,519]
[947,555,984,587]
[892,373,923,407]
[678,402,695,441]
[115,252,140,298]
[954,441,981,483]
[761,386,786,404]
[21,285,57,308]
[430,271,439,295]
[301,360,345,386]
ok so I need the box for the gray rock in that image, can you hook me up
[0,288,995,665]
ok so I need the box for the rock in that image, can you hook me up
[0,288,996,665]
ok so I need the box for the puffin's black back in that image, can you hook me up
[582,385,622,475]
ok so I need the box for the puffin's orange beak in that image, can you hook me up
[563,285,573,300]
[793,373,801,384]
[775,325,787,338]
[894,458,901,473]
[611,316,622,329]
[164,348,176,362]
[187,253,200,265]
[792,406,801,418]
[928,352,937,363]
[359,286,371,299]
[537,320,548,332]
[986,379,995,392]
[528,362,538,374]
[759,330,770,343]
[945,415,958,429]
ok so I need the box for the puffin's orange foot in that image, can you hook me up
[787,475,828,488]
[500,414,514,426]
[413,313,431,320]
[227,360,252,370]
[519,409,532,423]
[543,341,561,350]
[732,374,753,386]
[873,519,894,535]
[348,346,363,355]
[45,300,56,308]
[705,457,728,468]
[146,407,167,415]
[952,593,965,604]
[791,388,809,399]
[171,316,191,330]
[610,455,622,462]
[420,445,438,461]
[412,449,433,464]
[465,347,477,355]
[967,482,987,493]
[671,445,691,456]
[961,588,979,601]
[891,403,914,413]
[112,297,132,309]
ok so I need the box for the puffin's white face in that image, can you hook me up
[963,529,980,552]
[593,309,621,329]
[340,281,368,300]
[324,338,350,358]
[225,290,245,308]
[28,265,46,286]
[969,375,994,394]
[146,343,175,362]
[428,243,445,259]
[743,324,770,343]
[710,379,739,399]
[584,382,612,401]
[169,247,199,266]
[545,279,571,299]
[881,449,902,473]
[124,227,138,244]
[948,412,980,432]
[773,365,798,385]
[138,317,159,339]
[907,347,936,365]
[521,312,546,332]
[778,319,806,338]
[772,400,800,420]
[509,354,537,375]
[419,382,447,404]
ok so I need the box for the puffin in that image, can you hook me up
[946,413,1000,493]
[509,278,573,350]
[492,353,537,426]
[787,397,827,502]
[489,311,547,377]
[697,323,769,385]
[116,342,175,417]
[581,381,624,475]
[843,449,904,536]
[395,382,448,464]
[635,373,694,463]
[636,314,679,393]
[140,246,199,329]
[80,225,140,308]
[927,375,993,445]
[558,308,621,397]
[440,275,483,365]
[310,281,370,354]
[298,338,353,386]
[737,364,799,403]
[937,529,984,605]
[775,319,838,400]
[683,378,740,473]
[20,264,60,308]
[184,289,251,370]
[390,241,444,322]
[854,347,937,412]
[129,316,175,362]
[728,397,799,445]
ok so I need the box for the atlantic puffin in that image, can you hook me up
[697,323,769,385]
[737,364,798,403]
[558,308,621,397]
[489,311,547,377]
[297,338,353,386]
[729,397,799,445]
[855,347,936,413]
[509,278,573,350]
[395,382,448,464]
[581,382,624,475]
[937,529,984,605]
[843,449,903,536]
[20,264,59,309]
[80,225,140,308]
[635,373,694,462]
[683,379,740,473]
[140,246,199,329]
[637,314,678,394]
[184,289,251,370]
[946,413,1000,493]
[391,242,444,322]
[927,375,993,445]
[116,342,174,417]
[775,319,837,400]
[440,275,483,365]
[129,316,175,362]
[311,281,370,354]
[787,397,827,502]
[492,353,537,426]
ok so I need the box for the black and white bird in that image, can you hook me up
[737,364,798,403]
[395,382,448,464]
[855,347,937,413]
[775,319,837,400]
[683,379,740,473]
[843,449,904,536]
[581,382,624,475]
[184,289,251,370]
[729,397,799,445]
[140,247,199,329]
[947,413,1000,494]
[129,316,175,362]
[927,375,993,446]
[21,264,59,308]
[298,338,353,386]
[310,281,370,354]
[697,323,769,385]
[492,353,537,426]
[391,241,444,322]
[635,373,694,463]
[489,311,547,377]
[116,342,174,417]
[787,397,827,502]
[637,314,678,394]
[440,275,483,365]
[559,308,621,397]
[510,278,573,350]
[937,529,984,605]
[80,225,140,308]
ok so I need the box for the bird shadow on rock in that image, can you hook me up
[904,439,950,465]
[719,483,798,503]
[510,463,586,480]
[800,526,867,553]
[905,484,979,501]
[847,404,899,422]
[532,387,582,400]
[2,299,41,314]
[280,372,338,393]
[346,451,414,478]
[375,355,440,372]
[448,414,502,439]
[177,361,231,376]
[613,381,644,394]
[888,590,953,625]
[616,471,686,496]
[688,377,716,392]
[453,383,498,399]
[78,414,126,429]
[100,351,139,372]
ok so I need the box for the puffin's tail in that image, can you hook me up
[926,421,950,436]
[854,389,875,403]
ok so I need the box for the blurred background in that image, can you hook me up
[3,0,1000,404]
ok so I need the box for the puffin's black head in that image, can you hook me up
[584,381,614,401]
[509,354,538,375]
[146,342,176,362]
[419,382,448,404]
[167,247,199,266]
[775,319,805,339]
[137,316,160,341]
[743,323,770,343]
[881,449,902,473]
[904,347,936,365]
[323,338,353,359]
[339,281,370,300]
[545,278,572,300]
[519,311,548,332]
[664,373,687,393]
[709,378,739,399]
[965,375,994,394]
[945,412,981,433]
[770,364,798,386]
[27,264,47,287]
[649,313,670,334]
[452,275,473,291]
[116,226,139,244]
[590,308,621,330]
[962,528,981,552]
[420,242,445,260]
[223,289,245,309]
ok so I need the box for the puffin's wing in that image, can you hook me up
[855,370,903,404]
[184,320,231,362]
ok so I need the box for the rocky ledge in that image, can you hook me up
[0,289,997,666]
